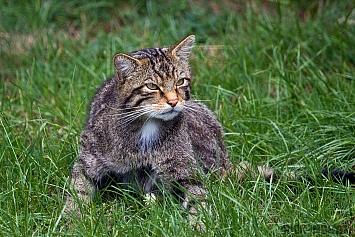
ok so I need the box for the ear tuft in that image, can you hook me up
[113,54,141,80]
[170,35,195,61]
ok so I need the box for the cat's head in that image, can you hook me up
[113,35,195,121]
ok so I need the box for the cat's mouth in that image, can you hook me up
[154,107,182,121]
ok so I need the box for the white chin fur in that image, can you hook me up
[139,108,182,151]
[139,119,160,151]
[153,107,183,121]
[154,110,180,121]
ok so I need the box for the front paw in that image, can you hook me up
[187,200,209,232]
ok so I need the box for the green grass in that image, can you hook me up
[1,0,355,236]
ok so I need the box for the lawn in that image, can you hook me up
[1,0,355,236]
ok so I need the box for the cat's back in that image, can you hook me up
[184,101,222,133]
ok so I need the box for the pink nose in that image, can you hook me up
[167,99,178,107]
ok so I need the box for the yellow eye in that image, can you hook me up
[176,78,185,86]
[146,83,159,90]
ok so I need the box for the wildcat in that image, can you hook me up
[66,35,236,212]
[65,35,354,214]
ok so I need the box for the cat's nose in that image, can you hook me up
[167,99,178,107]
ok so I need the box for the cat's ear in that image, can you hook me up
[169,35,195,61]
[113,53,143,80]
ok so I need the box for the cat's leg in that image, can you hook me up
[154,157,208,210]
[65,161,96,215]
[176,180,210,231]
[178,180,207,209]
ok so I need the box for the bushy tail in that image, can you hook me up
[232,161,355,186]
[320,168,355,185]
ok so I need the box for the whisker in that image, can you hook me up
[190,99,211,103]
[107,105,147,112]
[118,109,153,127]
[184,107,202,114]
[142,111,158,125]
[113,108,151,119]
[184,104,211,116]
[108,107,151,118]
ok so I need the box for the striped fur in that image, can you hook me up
[65,35,233,214]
